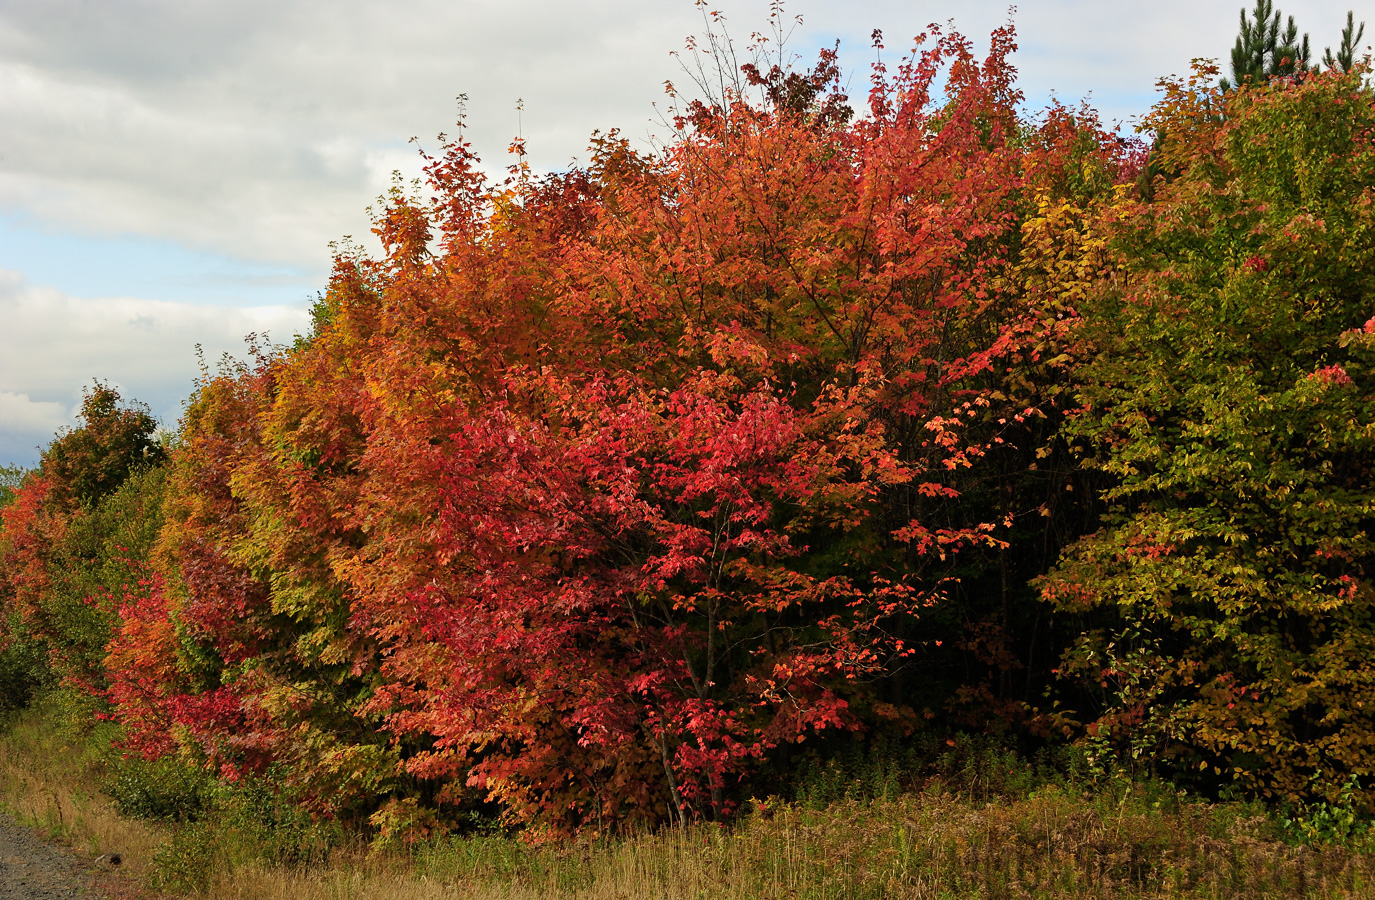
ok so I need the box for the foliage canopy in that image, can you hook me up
[3,13,1375,841]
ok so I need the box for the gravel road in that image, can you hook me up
[0,814,104,899]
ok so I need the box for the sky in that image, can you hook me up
[0,0,1368,467]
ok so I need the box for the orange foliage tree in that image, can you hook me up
[105,22,1131,836]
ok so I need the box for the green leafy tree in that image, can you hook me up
[0,385,167,707]
[0,465,26,509]
[43,382,164,509]
[1043,66,1375,808]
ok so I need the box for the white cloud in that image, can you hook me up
[0,391,68,434]
[0,0,717,266]
[0,0,1365,269]
[0,268,308,465]
[0,387,72,468]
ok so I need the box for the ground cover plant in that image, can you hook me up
[1,4,1374,896]
[5,696,1375,899]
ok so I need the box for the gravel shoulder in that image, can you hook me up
[0,813,106,899]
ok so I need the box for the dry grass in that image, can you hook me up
[156,790,1375,900]
[0,700,167,884]
[3,697,1375,899]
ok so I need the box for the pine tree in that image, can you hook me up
[1323,11,1367,72]
[1221,2,1366,89]
[1272,13,1310,76]
[1221,1,1307,89]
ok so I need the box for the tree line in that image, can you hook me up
[2,7,1373,841]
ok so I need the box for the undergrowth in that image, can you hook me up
[3,694,1375,898]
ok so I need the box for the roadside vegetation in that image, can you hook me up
[5,694,1375,898]
[2,3,1374,897]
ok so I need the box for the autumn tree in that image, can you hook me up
[42,383,164,509]
[0,385,166,708]
[110,19,1134,838]
[1042,64,1375,807]
[0,464,46,712]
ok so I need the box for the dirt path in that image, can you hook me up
[0,813,106,899]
